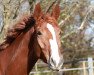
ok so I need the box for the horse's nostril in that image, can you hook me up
[50,57,56,66]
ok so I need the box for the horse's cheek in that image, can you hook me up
[37,38,44,49]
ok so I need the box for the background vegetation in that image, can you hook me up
[0,0,94,75]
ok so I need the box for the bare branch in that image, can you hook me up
[78,7,93,30]
[59,3,80,26]
[45,0,57,13]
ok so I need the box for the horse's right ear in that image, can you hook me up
[51,4,60,20]
[33,3,42,20]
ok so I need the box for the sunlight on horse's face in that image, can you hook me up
[35,16,63,71]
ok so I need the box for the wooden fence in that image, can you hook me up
[30,57,94,75]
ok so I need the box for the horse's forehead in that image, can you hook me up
[46,23,57,38]
[47,23,55,33]
[36,15,59,32]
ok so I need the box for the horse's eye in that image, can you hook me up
[37,31,42,35]
[59,31,62,35]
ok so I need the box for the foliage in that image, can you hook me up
[0,0,94,75]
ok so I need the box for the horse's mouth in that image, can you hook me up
[49,65,60,71]
[47,60,63,71]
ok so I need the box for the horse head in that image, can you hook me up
[32,3,63,71]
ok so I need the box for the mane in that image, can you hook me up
[0,14,35,50]
[44,14,58,26]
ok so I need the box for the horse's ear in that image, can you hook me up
[51,4,60,20]
[33,3,42,20]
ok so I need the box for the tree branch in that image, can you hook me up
[78,7,93,30]
[45,0,57,13]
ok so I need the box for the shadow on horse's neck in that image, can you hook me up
[27,28,39,73]
[0,27,38,75]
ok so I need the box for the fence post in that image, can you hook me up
[83,61,86,75]
[35,63,38,75]
[88,57,93,75]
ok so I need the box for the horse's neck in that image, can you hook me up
[0,32,25,75]
[0,28,38,75]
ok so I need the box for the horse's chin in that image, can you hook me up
[47,60,63,71]
[49,66,60,71]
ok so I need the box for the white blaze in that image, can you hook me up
[47,23,60,67]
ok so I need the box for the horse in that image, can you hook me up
[0,3,63,75]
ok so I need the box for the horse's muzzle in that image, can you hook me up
[48,56,63,71]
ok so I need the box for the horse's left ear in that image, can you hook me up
[33,3,42,20]
[51,4,60,20]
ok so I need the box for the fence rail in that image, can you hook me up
[30,57,94,75]
[30,67,94,74]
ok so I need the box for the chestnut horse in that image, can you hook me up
[0,3,63,75]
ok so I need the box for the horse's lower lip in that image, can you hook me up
[49,66,60,71]
[47,63,60,71]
